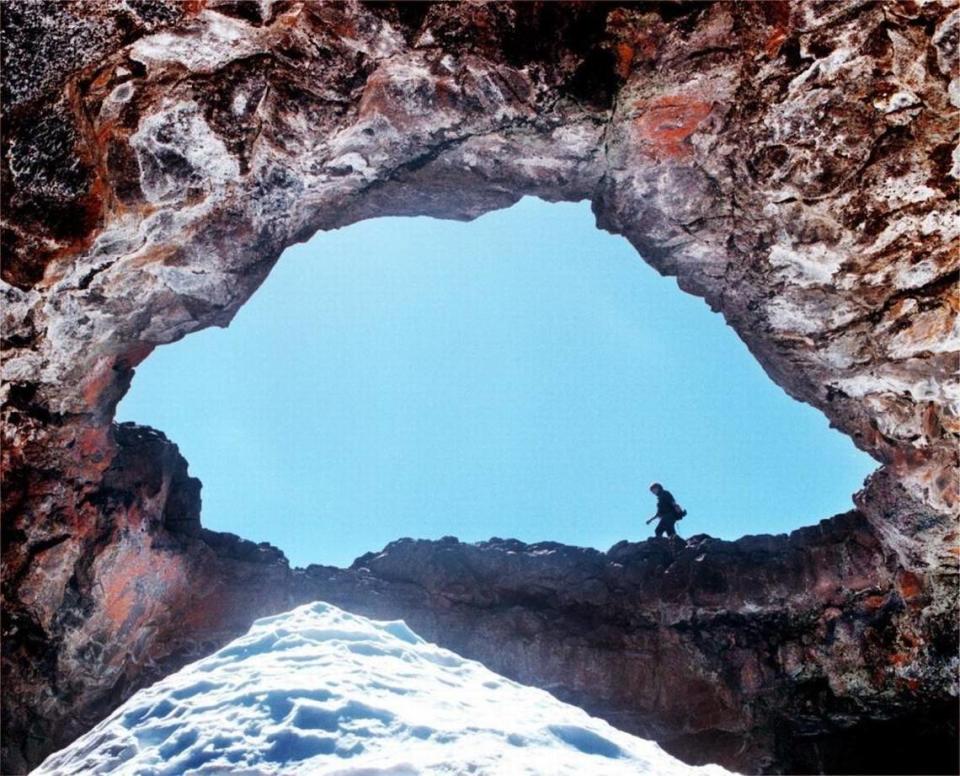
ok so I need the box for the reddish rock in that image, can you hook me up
[2,1,958,774]
[633,96,714,160]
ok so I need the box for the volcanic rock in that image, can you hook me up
[1,1,957,773]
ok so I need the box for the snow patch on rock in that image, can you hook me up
[33,602,731,776]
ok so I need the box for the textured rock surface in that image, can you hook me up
[1,1,958,773]
[325,522,959,775]
[7,424,957,774]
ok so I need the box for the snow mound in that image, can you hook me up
[34,602,732,775]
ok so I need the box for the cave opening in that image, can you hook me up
[117,197,876,568]
[6,2,958,773]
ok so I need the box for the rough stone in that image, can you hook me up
[2,1,958,773]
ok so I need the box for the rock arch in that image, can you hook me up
[2,2,957,773]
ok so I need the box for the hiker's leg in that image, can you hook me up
[655,521,665,538]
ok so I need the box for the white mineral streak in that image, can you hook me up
[767,243,844,287]
[130,12,264,73]
[764,297,825,335]
[833,373,942,403]
[98,81,136,121]
[130,102,240,204]
[887,309,960,360]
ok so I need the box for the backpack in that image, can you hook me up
[675,505,687,520]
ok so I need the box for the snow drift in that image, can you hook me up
[33,601,732,775]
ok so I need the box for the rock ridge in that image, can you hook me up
[2,421,957,773]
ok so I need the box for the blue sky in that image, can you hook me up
[117,198,876,568]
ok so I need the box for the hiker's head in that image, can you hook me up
[649,482,662,494]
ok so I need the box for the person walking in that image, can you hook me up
[645,482,686,539]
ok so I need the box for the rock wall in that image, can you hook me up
[2,1,957,773]
[8,423,958,774]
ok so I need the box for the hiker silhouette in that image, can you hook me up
[645,482,686,539]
